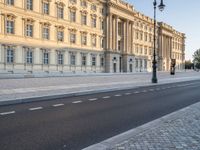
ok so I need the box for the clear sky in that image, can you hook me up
[127,0,200,60]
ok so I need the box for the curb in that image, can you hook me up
[82,102,200,150]
[0,77,200,106]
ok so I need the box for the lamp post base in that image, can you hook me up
[152,77,158,83]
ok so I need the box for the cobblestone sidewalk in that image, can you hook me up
[84,102,200,150]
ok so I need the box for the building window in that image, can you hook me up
[81,15,87,25]
[26,49,33,64]
[6,20,14,34]
[26,0,33,10]
[91,4,97,11]
[118,41,121,51]
[57,7,64,19]
[26,24,33,37]
[43,2,49,15]
[57,52,63,65]
[91,36,96,47]
[43,51,49,64]
[91,55,96,66]
[70,33,76,44]
[70,54,76,65]
[70,11,76,22]
[101,38,104,49]
[91,17,97,28]
[6,0,14,5]
[101,20,104,30]
[81,34,87,45]
[135,59,138,68]
[100,57,104,67]
[6,46,14,63]
[42,26,49,40]
[57,31,64,42]
[81,55,87,66]
[81,1,87,7]
[118,22,122,36]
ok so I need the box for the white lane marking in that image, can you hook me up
[53,104,64,107]
[114,94,122,97]
[29,107,43,111]
[149,89,155,91]
[89,98,98,101]
[125,93,131,95]
[156,88,160,90]
[72,101,82,104]
[103,96,111,99]
[134,91,140,94]
[161,87,166,90]
[0,111,15,116]
[142,90,147,93]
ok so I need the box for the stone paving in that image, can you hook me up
[0,71,200,105]
[85,102,200,150]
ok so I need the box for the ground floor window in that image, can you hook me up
[91,55,96,66]
[57,52,64,65]
[6,46,14,63]
[26,48,33,64]
[43,51,49,65]
[81,55,87,66]
[70,54,76,65]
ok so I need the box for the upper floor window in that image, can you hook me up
[42,26,50,40]
[6,20,14,34]
[26,0,33,10]
[6,0,14,5]
[6,46,14,63]
[91,4,97,11]
[91,17,96,28]
[43,2,49,15]
[91,36,97,47]
[70,11,76,22]
[70,33,76,44]
[81,1,87,8]
[57,31,64,42]
[81,14,87,25]
[57,7,64,19]
[26,24,33,37]
[81,33,87,46]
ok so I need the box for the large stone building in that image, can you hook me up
[0,0,185,76]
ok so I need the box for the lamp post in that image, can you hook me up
[152,0,165,83]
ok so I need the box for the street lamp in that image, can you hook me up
[152,0,165,83]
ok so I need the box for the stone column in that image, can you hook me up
[130,22,133,54]
[126,20,129,53]
[112,16,115,51]
[115,16,119,51]
[109,14,113,50]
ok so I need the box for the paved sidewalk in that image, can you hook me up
[0,71,200,105]
[84,101,200,150]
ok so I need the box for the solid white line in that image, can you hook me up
[103,96,111,99]
[125,93,131,95]
[29,107,43,111]
[89,98,98,101]
[114,94,122,97]
[53,104,64,107]
[72,101,82,104]
[0,111,15,115]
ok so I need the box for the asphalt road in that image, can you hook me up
[1,80,200,150]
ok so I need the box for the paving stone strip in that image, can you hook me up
[84,102,200,150]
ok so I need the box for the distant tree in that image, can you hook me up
[185,60,194,69]
[193,49,200,69]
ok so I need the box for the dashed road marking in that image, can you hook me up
[103,96,111,99]
[29,107,43,111]
[53,104,64,107]
[156,88,160,90]
[142,90,147,93]
[149,89,155,91]
[88,98,98,101]
[125,93,131,95]
[0,111,15,116]
[72,101,82,104]
[134,91,140,94]
[114,94,122,97]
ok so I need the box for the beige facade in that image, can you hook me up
[0,0,185,76]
